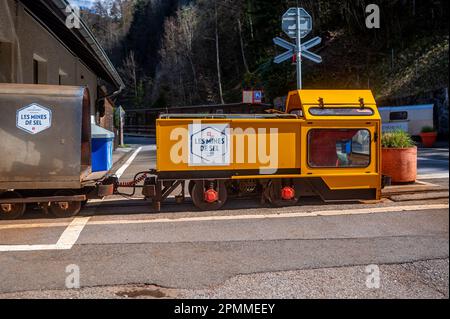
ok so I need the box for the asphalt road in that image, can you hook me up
[124,135,155,145]
[0,139,448,298]
[417,148,449,177]
[1,259,447,299]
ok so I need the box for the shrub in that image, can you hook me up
[382,130,415,148]
[421,126,436,133]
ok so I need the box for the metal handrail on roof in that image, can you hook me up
[159,114,299,119]
[126,103,272,114]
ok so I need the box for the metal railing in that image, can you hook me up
[124,125,156,136]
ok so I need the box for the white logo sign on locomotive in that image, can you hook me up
[189,123,230,166]
[16,103,52,135]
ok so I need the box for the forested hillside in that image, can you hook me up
[82,0,449,109]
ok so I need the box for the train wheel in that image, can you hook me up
[188,180,195,198]
[0,191,26,220]
[266,180,300,207]
[191,180,228,211]
[49,190,82,218]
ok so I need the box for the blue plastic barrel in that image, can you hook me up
[343,140,352,154]
[91,125,114,172]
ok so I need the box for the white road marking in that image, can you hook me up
[383,180,440,190]
[0,244,63,252]
[54,217,91,249]
[114,146,142,178]
[415,180,440,186]
[86,204,448,225]
[1,204,447,232]
[417,173,449,180]
[0,222,69,230]
[0,217,90,252]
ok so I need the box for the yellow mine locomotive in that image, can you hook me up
[0,84,383,218]
[144,89,383,211]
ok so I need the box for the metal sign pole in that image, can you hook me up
[296,8,302,90]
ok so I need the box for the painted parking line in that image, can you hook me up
[0,217,90,252]
[114,146,142,178]
[1,204,448,232]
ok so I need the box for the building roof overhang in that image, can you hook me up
[20,0,124,93]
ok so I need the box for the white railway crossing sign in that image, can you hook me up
[273,37,295,64]
[300,36,322,63]
[274,7,322,89]
[274,36,322,64]
[282,8,312,39]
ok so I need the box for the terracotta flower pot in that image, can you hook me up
[382,147,417,183]
[420,132,437,148]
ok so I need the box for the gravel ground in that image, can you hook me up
[180,259,449,299]
[1,259,447,299]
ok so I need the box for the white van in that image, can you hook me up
[378,104,434,136]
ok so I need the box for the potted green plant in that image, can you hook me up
[420,126,438,148]
[382,130,417,184]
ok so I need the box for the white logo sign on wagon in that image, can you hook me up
[16,103,52,135]
[189,123,230,166]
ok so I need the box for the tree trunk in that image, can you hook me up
[188,54,199,95]
[237,18,249,73]
[247,0,254,40]
[215,1,225,105]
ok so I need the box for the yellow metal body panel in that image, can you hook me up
[156,90,382,200]
[157,119,302,173]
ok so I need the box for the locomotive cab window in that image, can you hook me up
[309,108,374,116]
[308,129,371,168]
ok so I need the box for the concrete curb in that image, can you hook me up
[389,191,449,202]
[381,178,449,202]
[383,182,448,195]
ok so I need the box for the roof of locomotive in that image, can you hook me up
[286,90,381,120]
